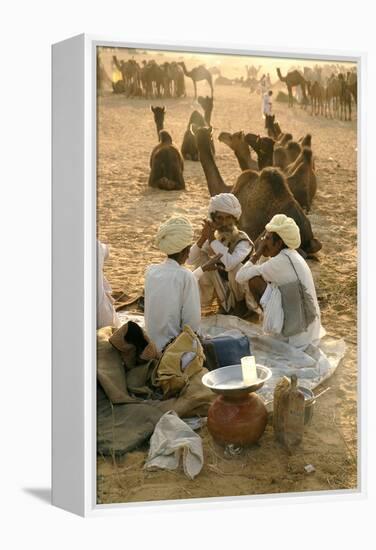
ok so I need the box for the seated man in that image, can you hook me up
[236,214,324,350]
[187,193,254,316]
[144,216,221,353]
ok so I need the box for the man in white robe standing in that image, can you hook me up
[144,216,221,353]
[187,193,255,317]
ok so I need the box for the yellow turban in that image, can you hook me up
[155,216,193,255]
[265,214,301,249]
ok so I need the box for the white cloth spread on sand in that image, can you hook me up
[144,410,204,480]
[144,259,201,352]
[118,312,346,413]
[97,240,120,329]
[236,249,324,349]
[262,91,272,115]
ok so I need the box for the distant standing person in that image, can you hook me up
[259,74,267,95]
[262,90,273,127]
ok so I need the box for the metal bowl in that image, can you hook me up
[202,364,272,396]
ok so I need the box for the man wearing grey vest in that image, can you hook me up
[187,193,256,317]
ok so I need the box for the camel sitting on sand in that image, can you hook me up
[151,105,165,139]
[218,131,258,172]
[245,133,275,169]
[285,148,316,212]
[178,62,213,98]
[277,68,308,108]
[194,126,321,255]
[149,130,185,191]
[181,111,206,161]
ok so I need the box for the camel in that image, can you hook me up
[149,130,185,190]
[245,65,262,79]
[276,68,308,108]
[338,73,352,121]
[113,56,141,97]
[285,148,315,212]
[286,141,302,164]
[194,127,321,254]
[169,62,186,97]
[141,60,165,98]
[325,74,341,118]
[198,96,214,126]
[218,131,258,172]
[264,114,278,139]
[181,111,206,161]
[277,133,293,147]
[151,106,165,139]
[273,146,289,172]
[347,71,357,104]
[245,133,275,169]
[307,80,325,116]
[178,62,213,98]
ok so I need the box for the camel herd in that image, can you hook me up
[148,99,322,257]
[107,56,214,99]
[277,66,357,121]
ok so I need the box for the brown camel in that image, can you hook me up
[181,111,207,161]
[194,127,321,254]
[325,74,341,119]
[276,68,308,107]
[178,62,213,98]
[198,96,214,126]
[113,56,141,97]
[169,62,186,97]
[149,130,185,190]
[218,131,258,172]
[273,146,289,172]
[286,141,302,164]
[307,80,325,116]
[286,148,315,212]
[151,106,165,140]
[347,71,357,104]
[245,133,275,169]
[264,114,278,139]
[338,73,352,121]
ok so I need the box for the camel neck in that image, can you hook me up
[197,139,232,196]
[235,150,252,171]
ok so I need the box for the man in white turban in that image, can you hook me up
[145,216,222,352]
[236,214,324,349]
[187,193,255,316]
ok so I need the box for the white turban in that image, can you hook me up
[208,193,242,220]
[265,214,301,249]
[155,216,193,255]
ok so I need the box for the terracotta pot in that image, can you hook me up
[207,392,268,447]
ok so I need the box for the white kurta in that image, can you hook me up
[262,92,272,115]
[144,259,202,352]
[188,240,252,272]
[236,249,324,349]
[97,240,120,329]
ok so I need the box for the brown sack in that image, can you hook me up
[109,321,160,368]
[153,325,205,399]
[154,368,216,418]
[97,326,137,404]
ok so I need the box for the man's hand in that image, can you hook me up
[197,219,215,248]
[201,253,223,272]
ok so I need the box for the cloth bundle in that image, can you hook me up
[144,411,204,479]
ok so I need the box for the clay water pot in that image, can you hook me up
[207,392,268,447]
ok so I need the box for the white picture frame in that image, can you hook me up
[52,33,366,517]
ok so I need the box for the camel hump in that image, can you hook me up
[233,170,259,195]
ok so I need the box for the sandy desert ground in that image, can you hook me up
[96,52,357,504]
